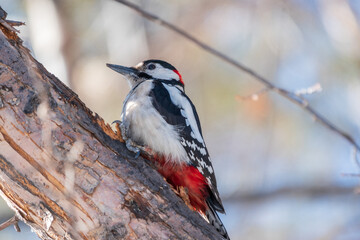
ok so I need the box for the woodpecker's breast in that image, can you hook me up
[122,81,189,164]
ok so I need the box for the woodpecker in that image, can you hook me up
[107,59,229,239]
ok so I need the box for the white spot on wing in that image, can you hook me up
[189,150,195,160]
[197,166,204,174]
[185,140,207,156]
[206,177,212,186]
[196,157,207,169]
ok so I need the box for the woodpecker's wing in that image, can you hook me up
[149,81,225,213]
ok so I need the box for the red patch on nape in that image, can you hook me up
[173,70,184,85]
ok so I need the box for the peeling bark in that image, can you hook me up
[0,8,222,240]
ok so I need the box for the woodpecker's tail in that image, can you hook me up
[206,201,230,239]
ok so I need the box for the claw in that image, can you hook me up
[113,120,141,158]
[112,120,122,125]
[125,139,140,155]
[134,150,140,159]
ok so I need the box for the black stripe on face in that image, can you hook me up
[137,72,152,79]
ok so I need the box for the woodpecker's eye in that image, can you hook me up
[147,64,156,70]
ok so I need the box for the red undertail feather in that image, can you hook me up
[145,153,209,213]
[160,163,208,212]
[141,151,230,239]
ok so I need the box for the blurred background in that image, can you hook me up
[1,0,360,239]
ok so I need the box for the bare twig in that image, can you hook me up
[238,83,321,101]
[113,0,360,154]
[295,83,322,96]
[0,215,21,232]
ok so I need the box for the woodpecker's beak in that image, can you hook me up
[106,63,138,77]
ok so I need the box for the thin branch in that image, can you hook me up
[294,83,322,96]
[0,6,24,34]
[0,215,20,232]
[238,83,321,101]
[113,0,360,153]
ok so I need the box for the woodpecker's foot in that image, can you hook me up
[113,120,141,158]
[125,139,141,158]
[119,122,129,142]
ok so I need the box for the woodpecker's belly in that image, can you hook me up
[122,81,189,164]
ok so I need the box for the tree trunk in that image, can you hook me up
[0,8,222,240]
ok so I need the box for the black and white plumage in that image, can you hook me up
[107,59,229,239]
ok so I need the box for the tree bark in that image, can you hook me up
[0,8,222,240]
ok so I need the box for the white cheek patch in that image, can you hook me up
[145,63,179,81]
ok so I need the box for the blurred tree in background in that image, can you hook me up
[1,0,360,239]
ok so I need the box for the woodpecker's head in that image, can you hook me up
[107,59,184,89]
